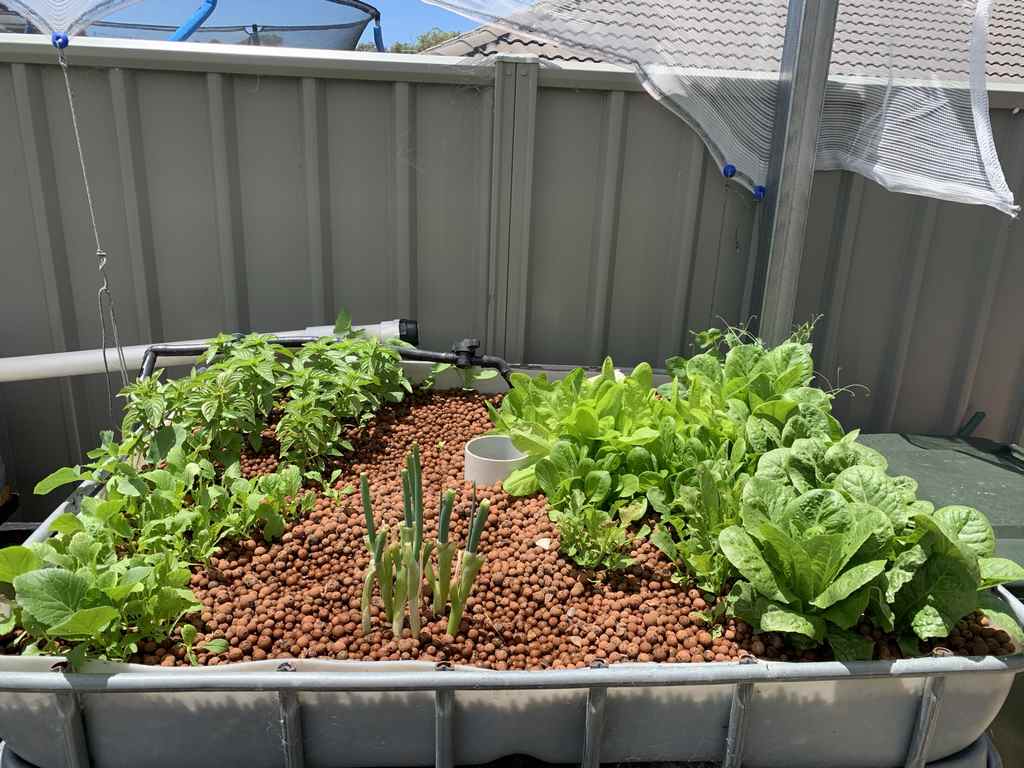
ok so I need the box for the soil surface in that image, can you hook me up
[143,390,757,668]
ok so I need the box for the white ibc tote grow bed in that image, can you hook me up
[0,339,1021,768]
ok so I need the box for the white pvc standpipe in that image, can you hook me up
[0,321,404,384]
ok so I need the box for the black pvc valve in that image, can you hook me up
[451,338,481,368]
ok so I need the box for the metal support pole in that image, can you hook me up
[581,686,607,768]
[435,689,454,768]
[904,675,947,768]
[723,682,754,768]
[55,693,91,768]
[756,0,839,344]
[277,691,305,768]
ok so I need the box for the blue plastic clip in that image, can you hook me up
[722,163,737,178]
[753,185,767,201]
[51,31,69,49]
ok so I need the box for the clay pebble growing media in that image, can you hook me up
[138,391,1011,669]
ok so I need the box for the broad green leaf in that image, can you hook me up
[847,503,895,563]
[571,408,601,439]
[200,638,229,654]
[833,465,903,527]
[885,545,928,602]
[718,526,790,604]
[890,476,918,504]
[907,499,934,516]
[933,506,995,559]
[103,566,152,602]
[48,606,119,639]
[618,473,640,498]
[534,459,562,498]
[68,531,100,566]
[740,477,794,527]
[904,555,979,640]
[333,308,352,335]
[629,362,653,391]
[745,416,781,453]
[868,586,895,632]
[508,426,553,458]
[978,558,1024,589]
[760,605,824,640]
[618,497,647,524]
[113,476,142,498]
[617,427,660,446]
[811,560,887,609]
[151,424,186,461]
[686,353,723,385]
[781,489,849,537]
[723,344,763,382]
[650,526,678,561]
[584,471,612,504]
[626,447,655,474]
[822,585,871,629]
[34,466,85,495]
[752,399,797,425]
[13,569,91,627]
[49,513,85,535]
[828,629,875,661]
[755,448,791,483]
[0,546,42,584]
[142,469,176,492]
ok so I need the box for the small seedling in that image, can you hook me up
[359,445,490,639]
[446,497,490,635]
[180,624,229,666]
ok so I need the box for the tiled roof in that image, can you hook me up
[425,0,1024,83]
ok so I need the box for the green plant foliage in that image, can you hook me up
[1,313,410,663]
[491,322,1024,656]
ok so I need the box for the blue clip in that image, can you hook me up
[722,163,737,179]
[753,185,767,201]
[51,31,69,49]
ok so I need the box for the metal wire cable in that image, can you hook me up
[57,48,130,422]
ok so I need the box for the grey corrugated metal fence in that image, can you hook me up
[0,35,1021,521]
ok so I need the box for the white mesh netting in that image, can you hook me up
[427,0,1018,215]
[3,0,142,37]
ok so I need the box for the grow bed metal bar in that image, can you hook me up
[2,640,1022,768]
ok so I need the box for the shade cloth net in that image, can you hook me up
[426,0,1018,215]
[1,0,374,51]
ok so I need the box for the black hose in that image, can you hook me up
[139,335,513,386]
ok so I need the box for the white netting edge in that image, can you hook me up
[970,0,1019,215]
[817,151,1019,215]
[424,0,760,189]
[5,0,142,35]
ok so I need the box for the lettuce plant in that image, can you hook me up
[720,434,1024,659]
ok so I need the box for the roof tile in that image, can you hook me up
[426,0,1024,83]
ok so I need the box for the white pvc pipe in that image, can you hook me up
[0,321,404,384]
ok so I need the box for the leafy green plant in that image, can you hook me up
[490,321,1024,656]
[1,311,407,663]
[718,431,1024,659]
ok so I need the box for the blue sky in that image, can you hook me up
[104,0,476,47]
